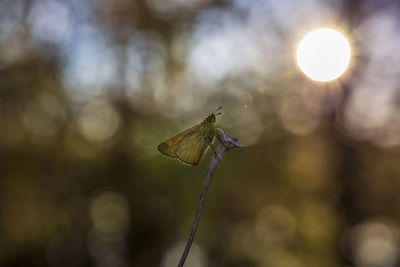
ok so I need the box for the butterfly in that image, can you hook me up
[158,107,222,166]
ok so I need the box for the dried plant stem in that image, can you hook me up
[177,129,243,267]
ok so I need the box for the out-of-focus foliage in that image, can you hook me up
[1,0,400,266]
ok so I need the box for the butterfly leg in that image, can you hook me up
[208,143,221,161]
[216,131,228,149]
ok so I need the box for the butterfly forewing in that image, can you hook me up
[176,130,209,166]
[157,124,202,158]
[158,107,221,166]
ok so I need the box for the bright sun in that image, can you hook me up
[297,28,351,82]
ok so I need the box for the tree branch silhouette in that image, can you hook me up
[177,128,243,267]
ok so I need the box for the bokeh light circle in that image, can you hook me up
[297,28,351,82]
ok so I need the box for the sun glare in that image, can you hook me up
[297,28,351,82]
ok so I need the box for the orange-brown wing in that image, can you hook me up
[158,124,202,158]
[175,130,209,166]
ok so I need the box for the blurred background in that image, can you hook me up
[1,0,400,266]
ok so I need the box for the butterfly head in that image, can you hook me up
[206,114,216,123]
[205,106,222,124]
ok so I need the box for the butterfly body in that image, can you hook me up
[158,108,221,166]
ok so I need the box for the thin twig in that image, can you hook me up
[177,128,243,267]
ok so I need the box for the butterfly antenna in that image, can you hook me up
[212,106,222,114]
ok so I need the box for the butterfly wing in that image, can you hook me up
[157,124,202,158]
[175,129,209,166]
